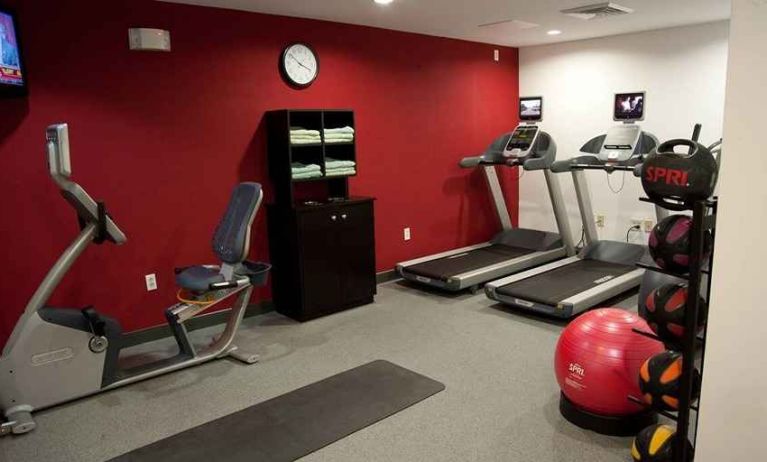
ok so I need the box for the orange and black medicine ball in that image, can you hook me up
[631,424,692,462]
[644,283,707,342]
[639,351,700,411]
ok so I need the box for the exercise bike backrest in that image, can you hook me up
[46,124,127,245]
[213,183,262,265]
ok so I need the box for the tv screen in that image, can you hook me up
[519,96,543,122]
[0,7,26,97]
[614,92,644,121]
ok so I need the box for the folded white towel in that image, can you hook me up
[325,158,356,169]
[325,167,356,177]
[292,162,322,173]
[324,126,355,135]
[292,170,323,180]
[291,138,322,145]
[290,128,321,137]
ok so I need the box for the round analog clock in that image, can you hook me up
[280,43,319,88]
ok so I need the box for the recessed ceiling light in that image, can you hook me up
[374,0,393,4]
[547,30,562,35]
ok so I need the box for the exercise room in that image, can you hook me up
[0,0,762,461]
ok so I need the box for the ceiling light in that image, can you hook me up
[547,30,562,35]
[374,0,393,4]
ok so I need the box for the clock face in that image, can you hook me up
[281,43,319,88]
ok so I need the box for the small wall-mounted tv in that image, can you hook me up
[519,96,543,122]
[614,92,645,122]
[0,6,26,97]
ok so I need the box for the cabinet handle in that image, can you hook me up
[341,214,348,220]
[331,215,338,221]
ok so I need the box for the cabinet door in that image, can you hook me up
[298,209,341,315]
[337,202,376,303]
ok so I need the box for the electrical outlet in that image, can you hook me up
[631,219,643,229]
[493,49,499,62]
[145,273,158,291]
[595,214,606,228]
[404,227,411,241]
[642,219,655,233]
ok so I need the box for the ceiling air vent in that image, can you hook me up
[478,19,540,30]
[561,2,634,20]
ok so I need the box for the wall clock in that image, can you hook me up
[280,43,319,88]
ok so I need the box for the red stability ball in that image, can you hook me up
[555,308,665,416]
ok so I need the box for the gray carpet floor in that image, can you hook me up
[1,281,638,462]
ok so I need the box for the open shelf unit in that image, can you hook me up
[267,109,357,206]
[630,197,718,462]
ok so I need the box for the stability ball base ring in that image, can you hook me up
[559,393,658,437]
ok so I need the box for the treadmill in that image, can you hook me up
[485,92,667,317]
[397,97,575,292]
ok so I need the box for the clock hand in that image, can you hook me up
[288,53,312,72]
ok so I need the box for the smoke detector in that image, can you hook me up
[561,2,634,20]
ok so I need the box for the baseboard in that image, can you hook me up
[376,269,400,284]
[122,300,275,348]
[124,273,398,348]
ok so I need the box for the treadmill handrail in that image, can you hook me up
[459,156,519,168]
[551,155,644,175]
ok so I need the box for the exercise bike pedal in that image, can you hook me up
[226,346,260,364]
[0,410,36,436]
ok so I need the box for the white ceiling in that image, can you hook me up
[159,0,730,47]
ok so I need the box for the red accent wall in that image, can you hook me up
[0,0,519,341]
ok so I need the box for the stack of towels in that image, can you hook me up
[323,126,355,144]
[290,128,321,145]
[292,162,322,180]
[325,157,357,177]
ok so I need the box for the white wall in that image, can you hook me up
[696,1,767,460]
[518,22,729,245]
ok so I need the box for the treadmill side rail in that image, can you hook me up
[396,242,493,269]
[559,268,644,311]
[453,248,567,282]
[485,256,581,288]
[486,266,645,319]
[485,287,575,318]
[424,247,569,291]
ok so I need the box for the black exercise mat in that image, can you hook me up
[110,360,445,462]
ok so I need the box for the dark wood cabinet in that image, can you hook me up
[267,197,376,322]
[266,109,374,321]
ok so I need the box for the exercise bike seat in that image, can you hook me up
[176,266,226,292]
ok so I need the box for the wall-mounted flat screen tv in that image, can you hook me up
[0,7,27,97]
[614,92,645,122]
[519,96,543,122]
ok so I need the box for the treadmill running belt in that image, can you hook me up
[496,259,635,306]
[405,244,535,280]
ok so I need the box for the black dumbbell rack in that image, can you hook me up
[629,197,717,461]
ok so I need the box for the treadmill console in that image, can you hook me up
[504,125,540,158]
[598,124,641,162]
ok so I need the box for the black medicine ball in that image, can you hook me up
[641,138,718,210]
[648,215,712,274]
